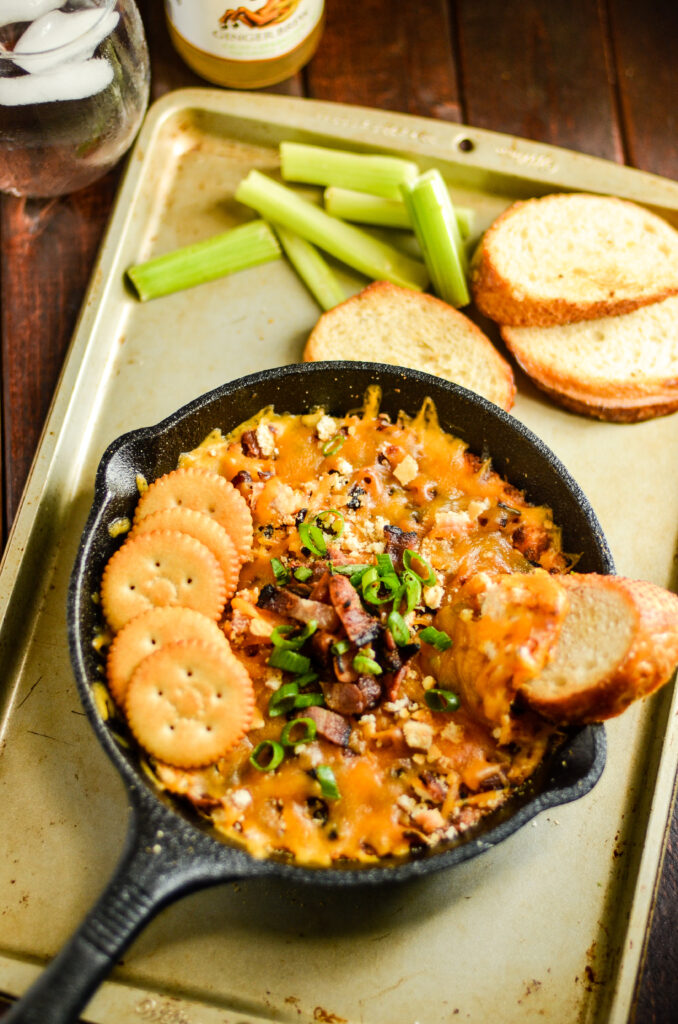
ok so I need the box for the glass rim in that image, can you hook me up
[0,0,117,60]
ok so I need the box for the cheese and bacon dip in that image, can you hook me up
[133,387,574,866]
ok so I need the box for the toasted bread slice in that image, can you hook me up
[471,193,678,327]
[303,280,516,411]
[432,571,678,730]
[519,574,678,723]
[501,295,678,422]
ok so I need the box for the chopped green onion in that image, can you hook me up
[249,740,285,772]
[362,567,400,605]
[331,562,371,576]
[316,764,340,800]
[424,688,460,712]
[298,520,327,557]
[280,141,420,200]
[281,717,317,747]
[376,552,397,578]
[324,186,413,228]
[127,219,281,302]
[293,692,325,709]
[268,648,312,674]
[291,671,320,688]
[314,509,345,537]
[387,610,410,646]
[350,566,372,587]
[273,221,345,311]
[400,169,470,307]
[331,639,351,656]
[353,653,383,676]
[419,626,453,651]
[235,170,429,292]
[271,557,290,584]
[402,549,437,586]
[268,681,300,717]
[321,434,344,456]
[400,569,422,613]
[294,566,313,582]
[271,620,318,650]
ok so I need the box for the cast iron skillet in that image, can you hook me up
[6,362,612,1024]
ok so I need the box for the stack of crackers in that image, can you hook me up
[100,466,255,768]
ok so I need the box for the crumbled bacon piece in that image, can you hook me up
[383,524,419,573]
[240,429,263,458]
[328,575,379,646]
[300,706,351,746]
[257,584,340,631]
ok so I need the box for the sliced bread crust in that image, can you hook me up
[303,280,516,411]
[519,574,678,723]
[471,193,678,327]
[501,295,678,422]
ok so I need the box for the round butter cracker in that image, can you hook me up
[125,639,255,768]
[131,507,241,602]
[100,530,226,632]
[134,467,253,564]
[107,605,230,707]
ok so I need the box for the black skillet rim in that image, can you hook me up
[68,361,611,886]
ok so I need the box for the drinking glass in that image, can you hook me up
[0,0,150,197]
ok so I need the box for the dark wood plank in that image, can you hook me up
[0,176,118,530]
[456,0,624,161]
[608,0,678,179]
[308,0,461,121]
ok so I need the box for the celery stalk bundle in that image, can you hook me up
[124,140,475,310]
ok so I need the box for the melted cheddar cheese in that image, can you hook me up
[154,389,570,866]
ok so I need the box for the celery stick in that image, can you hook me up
[455,205,476,241]
[401,170,470,307]
[236,170,429,291]
[273,223,345,311]
[127,219,281,301]
[324,185,476,240]
[280,141,419,199]
[324,186,413,229]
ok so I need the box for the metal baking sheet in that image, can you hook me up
[1,89,678,1024]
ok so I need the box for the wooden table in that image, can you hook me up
[0,2,676,1021]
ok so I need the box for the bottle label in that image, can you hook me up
[165,1,324,62]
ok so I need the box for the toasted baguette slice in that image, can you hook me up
[501,295,678,422]
[519,574,678,723]
[432,571,678,730]
[303,281,516,411]
[471,193,678,327]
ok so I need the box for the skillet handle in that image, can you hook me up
[2,796,236,1024]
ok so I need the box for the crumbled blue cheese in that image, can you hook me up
[403,720,434,751]
[316,414,337,442]
[264,671,284,691]
[468,497,491,519]
[255,421,276,457]
[393,454,418,486]
[230,789,253,810]
[423,583,444,609]
[359,713,377,738]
